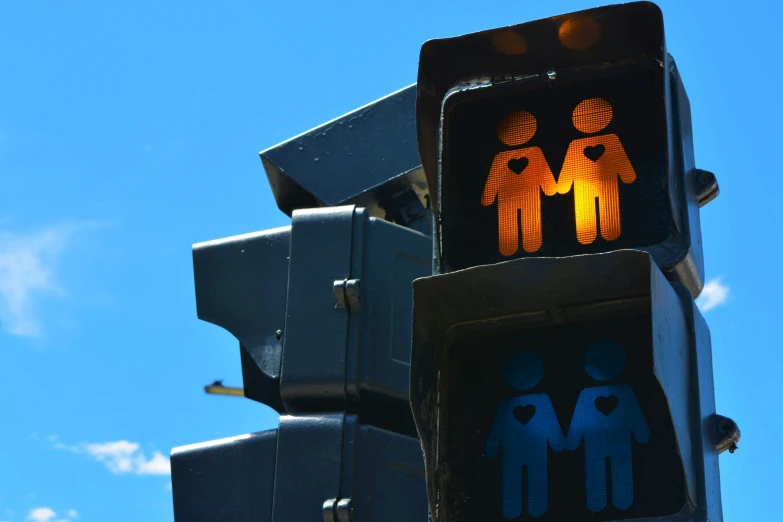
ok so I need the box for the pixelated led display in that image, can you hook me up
[438,314,686,521]
[482,111,559,255]
[441,64,669,270]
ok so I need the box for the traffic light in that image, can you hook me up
[416,1,716,296]
[411,251,723,521]
[172,413,428,522]
[409,3,737,522]
[261,84,431,236]
[191,204,431,435]
[171,87,432,522]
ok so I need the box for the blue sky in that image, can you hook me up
[0,0,777,520]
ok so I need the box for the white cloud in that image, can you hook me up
[53,439,171,476]
[135,452,172,475]
[25,506,77,522]
[28,507,57,522]
[0,224,75,337]
[84,440,139,474]
[696,278,729,312]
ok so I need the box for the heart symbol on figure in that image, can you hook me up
[583,144,605,162]
[507,157,529,174]
[513,404,536,425]
[594,395,618,416]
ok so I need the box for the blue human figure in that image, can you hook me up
[485,350,565,519]
[565,341,651,512]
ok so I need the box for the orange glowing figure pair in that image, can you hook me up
[481,98,636,256]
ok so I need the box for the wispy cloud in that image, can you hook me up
[27,507,77,522]
[28,507,57,522]
[0,224,76,337]
[696,278,730,312]
[52,438,170,476]
[22,506,78,522]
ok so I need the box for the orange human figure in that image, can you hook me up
[557,98,636,245]
[482,111,558,255]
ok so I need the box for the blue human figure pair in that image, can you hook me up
[485,342,650,519]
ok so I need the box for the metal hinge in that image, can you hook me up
[333,279,360,311]
[322,498,352,522]
[693,168,719,208]
[714,414,741,454]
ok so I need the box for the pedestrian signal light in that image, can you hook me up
[416,1,716,296]
[445,321,683,521]
[478,94,641,256]
[410,251,723,522]
[440,23,664,266]
[444,61,664,267]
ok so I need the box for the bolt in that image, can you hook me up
[549,307,565,323]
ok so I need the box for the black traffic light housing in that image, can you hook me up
[192,206,431,436]
[260,85,431,235]
[177,86,435,521]
[415,1,715,297]
[409,250,722,522]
